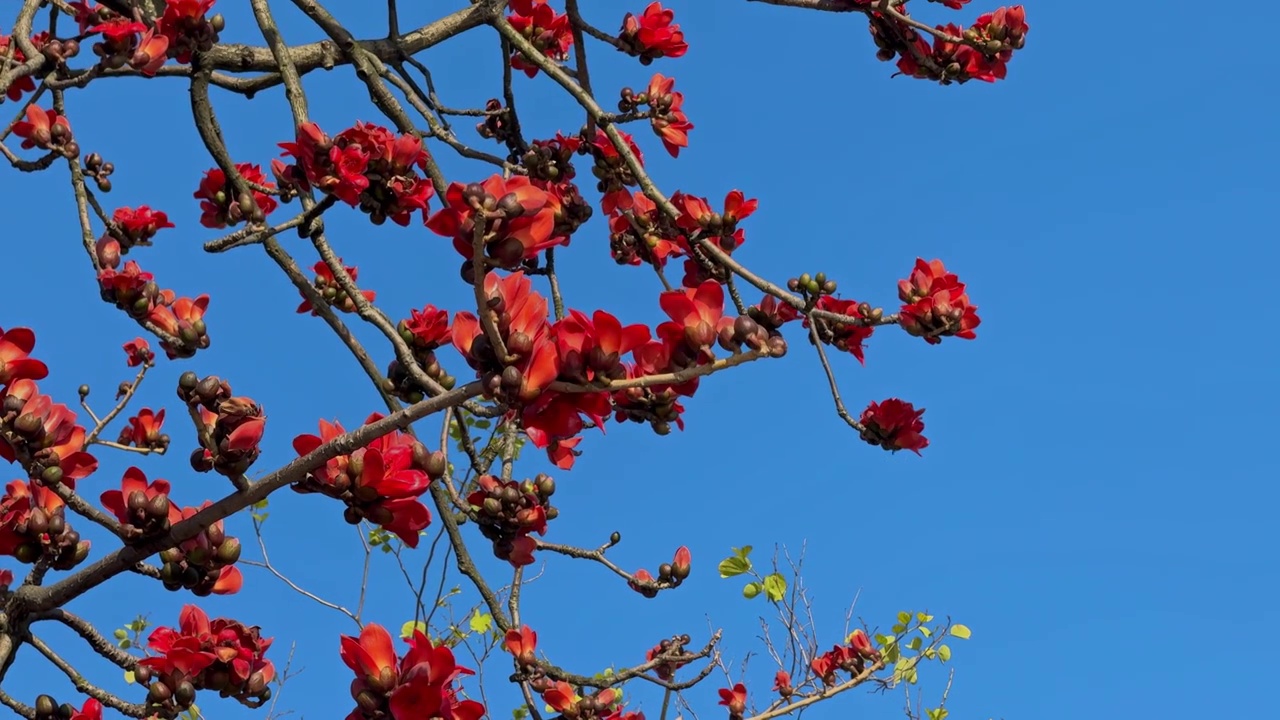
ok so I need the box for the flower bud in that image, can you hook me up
[215,538,242,564]
[35,695,56,718]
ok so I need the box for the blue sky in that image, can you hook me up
[5,0,1280,719]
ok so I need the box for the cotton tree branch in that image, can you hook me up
[30,609,136,670]
[26,634,149,717]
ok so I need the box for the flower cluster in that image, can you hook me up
[1,379,98,487]
[507,0,573,78]
[295,259,377,316]
[584,129,645,214]
[291,414,444,547]
[543,682,640,720]
[859,398,928,454]
[100,466,172,540]
[0,480,90,570]
[810,629,881,684]
[385,305,456,403]
[340,623,484,720]
[870,4,1029,84]
[156,502,243,596]
[607,191,684,267]
[618,74,694,158]
[427,175,562,276]
[108,205,174,253]
[467,473,557,567]
[118,408,169,453]
[11,105,79,157]
[177,373,267,476]
[70,0,223,76]
[897,258,980,343]
[618,2,688,63]
[95,234,211,359]
[276,121,435,226]
[137,605,273,714]
[193,163,278,229]
[522,133,595,241]
[627,546,691,598]
[671,190,758,286]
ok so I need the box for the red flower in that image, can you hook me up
[159,0,218,63]
[11,105,75,155]
[111,206,173,251]
[467,473,553,567]
[140,604,274,704]
[545,435,582,470]
[657,280,731,359]
[122,337,153,366]
[0,327,49,389]
[148,294,211,359]
[340,624,485,720]
[554,309,651,384]
[772,670,792,694]
[806,296,875,364]
[131,27,170,75]
[504,625,538,665]
[645,73,694,157]
[100,466,171,526]
[589,130,645,214]
[278,121,434,225]
[897,258,980,344]
[400,305,452,350]
[672,545,691,579]
[507,0,573,78]
[0,379,98,484]
[718,683,747,717]
[118,408,168,452]
[847,629,880,660]
[295,259,377,315]
[859,398,928,454]
[193,163,278,229]
[451,272,560,403]
[619,2,688,62]
[428,176,559,271]
[607,190,685,267]
[542,681,578,713]
[291,414,438,547]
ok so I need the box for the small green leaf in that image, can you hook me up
[938,644,952,662]
[124,670,136,685]
[916,612,934,624]
[927,708,949,720]
[897,611,911,625]
[742,582,763,599]
[891,623,907,634]
[119,639,132,650]
[950,624,972,640]
[762,573,787,602]
[732,545,753,560]
[469,611,493,634]
[906,636,922,651]
[400,621,427,640]
[513,708,529,720]
[718,556,752,578]
[919,626,932,638]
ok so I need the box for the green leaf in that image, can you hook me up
[938,644,952,662]
[916,612,934,624]
[891,623,907,634]
[919,626,932,638]
[732,545,753,560]
[113,628,128,640]
[513,708,529,720]
[762,573,787,602]
[906,636,922,651]
[469,611,493,635]
[400,621,427,640]
[742,582,763,599]
[927,708,949,720]
[124,670,135,685]
[950,624,972,640]
[119,639,132,650]
[897,611,911,625]
[718,556,752,578]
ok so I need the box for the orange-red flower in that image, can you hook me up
[507,0,573,78]
[897,258,980,344]
[859,398,927,454]
[718,683,747,717]
[0,327,49,388]
[428,176,560,270]
[619,2,688,62]
[504,625,538,665]
[340,624,485,720]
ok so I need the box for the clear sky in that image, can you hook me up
[5,1,1279,719]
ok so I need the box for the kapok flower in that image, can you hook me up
[0,327,49,389]
[122,337,153,366]
[507,0,573,78]
[619,2,688,62]
[859,398,927,454]
[718,683,747,717]
[295,259,377,315]
[897,258,980,344]
[193,163,278,229]
[427,176,559,272]
[504,625,538,666]
[11,105,77,156]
